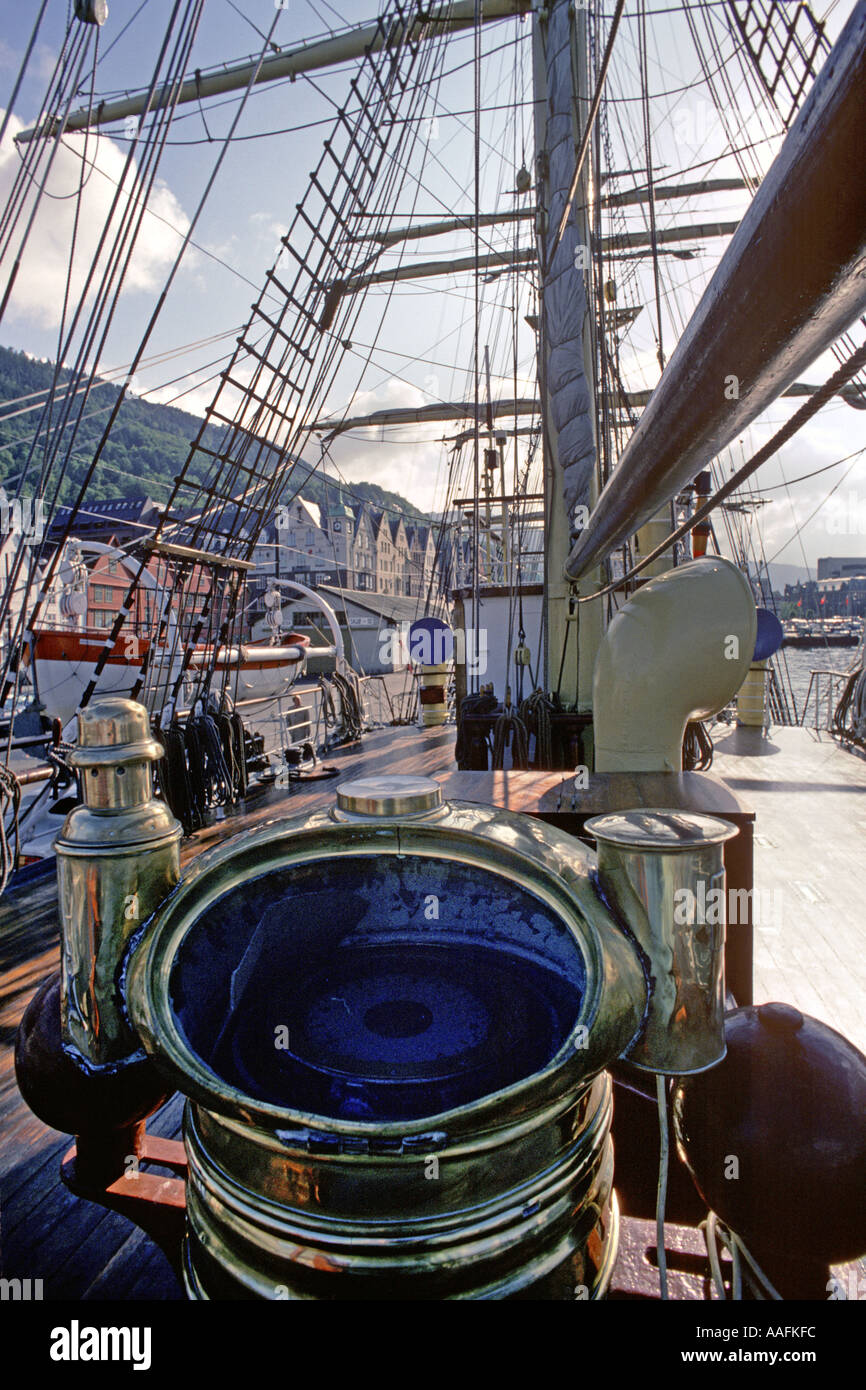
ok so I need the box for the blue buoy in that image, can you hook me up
[753,607,784,661]
[408,616,453,666]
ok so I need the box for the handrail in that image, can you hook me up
[799,668,851,731]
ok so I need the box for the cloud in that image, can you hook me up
[0,110,191,330]
[762,483,866,559]
[134,370,220,420]
[0,42,57,83]
[248,210,283,250]
[317,378,451,509]
[315,374,541,511]
[737,423,866,566]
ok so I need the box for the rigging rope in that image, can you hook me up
[491,702,528,770]
[638,0,666,372]
[577,339,866,603]
[0,764,22,893]
[0,1,51,152]
[120,0,458,721]
[0,0,208,692]
[554,0,628,247]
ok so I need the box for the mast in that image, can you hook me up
[533,0,602,708]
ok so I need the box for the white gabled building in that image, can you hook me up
[351,504,377,591]
[252,492,445,613]
[275,496,337,585]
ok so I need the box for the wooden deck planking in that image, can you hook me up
[0,1094,185,1299]
[712,724,866,1052]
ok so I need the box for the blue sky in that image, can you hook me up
[0,0,863,573]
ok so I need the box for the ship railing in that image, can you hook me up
[33,617,155,638]
[799,668,852,731]
[358,672,417,727]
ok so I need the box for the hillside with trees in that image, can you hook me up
[0,345,428,522]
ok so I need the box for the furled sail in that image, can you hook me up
[539,0,596,528]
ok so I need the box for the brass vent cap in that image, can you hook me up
[70,696,164,769]
[586,809,738,852]
[335,775,442,819]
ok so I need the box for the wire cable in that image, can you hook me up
[656,1073,670,1301]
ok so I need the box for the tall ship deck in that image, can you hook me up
[0,0,864,1329]
[2,705,865,1303]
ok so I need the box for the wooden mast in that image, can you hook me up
[533,0,602,709]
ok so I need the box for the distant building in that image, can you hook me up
[388,514,410,596]
[352,506,377,592]
[248,492,448,610]
[785,574,866,617]
[372,510,396,595]
[321,496,355,585]
[817,556,866,580]
[316,585,449,673]
[275,497,337,586]
[406,523,436,599]
[83,549,188,635]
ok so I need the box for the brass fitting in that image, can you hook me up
[56,697,182,1069]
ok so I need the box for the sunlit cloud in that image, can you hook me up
[0,111,192,330]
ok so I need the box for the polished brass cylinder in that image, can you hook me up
[418,661,450,726]
[182,1073,618,1300]
[125,776,648,1299]
[587,810,738,1075]
[736,660,768,727]
[56,697,182,1068]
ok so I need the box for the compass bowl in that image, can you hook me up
[123,780,647,1299]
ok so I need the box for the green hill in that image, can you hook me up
[0,345,428,522]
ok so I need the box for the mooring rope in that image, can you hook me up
[492,706,529,770]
